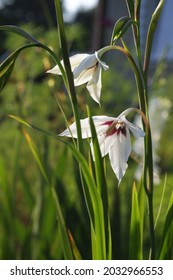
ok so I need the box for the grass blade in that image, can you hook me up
[158,192,173,259]
[21,128,74,259]
[88,108,112,259]
[0,25,39,43]
[129,183,143,259]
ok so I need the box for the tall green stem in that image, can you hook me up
[54,0,83,153]
[142,0,165,258]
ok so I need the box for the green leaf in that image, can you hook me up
[129,183,143,259]
[67,141,107,260]
[0,25,39,43]
[9,114,107,259]
[88,107,112,260]
[111,17,134,44]
[125,0,134,18]
[0,60,15,93]
[143,0,165,75]
[0,43,39,93]
[21,128,74,260]
[134,0,141,21]
[68,230,82,260]
[22,128,49,183]
[158,192,173,259]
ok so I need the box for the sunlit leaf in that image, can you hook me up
[88,107,112,259]
[129,183,143,259]
[68,230,82,260]
[143,0,165,75]
[158,192,173,259]
[9,114,107,259]
[125,0,134,18]
[134,0,141,20]
[111,16,133,44]
[0,60,15,92]
[22,128,74,260]
[22,128,49,183]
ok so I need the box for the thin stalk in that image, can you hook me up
[126,0,143,72]
[128,1,165,260]
[126,0,156,257]
[54,0,83,153]
[100,44,155,257]
[142,81,155,259]
[99,45,146,112]
[54,0,108,259]
[148,195,155,259]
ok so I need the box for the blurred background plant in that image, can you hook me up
[0,0,173,260]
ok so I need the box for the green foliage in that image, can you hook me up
[111,16,134,44]
[0,0,172,261]
[129,183,143,259]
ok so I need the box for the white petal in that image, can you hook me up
[92,115,117,123]
[59,118,91,138]
[121,116,145,138]
[95,51,109,71]
[59,115,117,139]
[69,53,89,71]
[86,66,102,104]
[46,53,89,75]
[46,64,62,75]
[99,134,115,157]
[91,63,101,84]
[73,53,97,79]
[90,133,115,160]
[108,129,131,182]
[74,68,93,86]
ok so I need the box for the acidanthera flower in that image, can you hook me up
[59,108,146,184]
[47,52,109,104]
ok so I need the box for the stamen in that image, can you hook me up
[102,120,126,136]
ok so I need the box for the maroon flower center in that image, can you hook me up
[103,121,126,136]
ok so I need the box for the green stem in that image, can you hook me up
[99,45,146,112]
[99,42,155,258]
[54,0,83,153]
[148,194,155,259]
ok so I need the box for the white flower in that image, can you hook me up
[47,52,109,104]
[59,108,145,183]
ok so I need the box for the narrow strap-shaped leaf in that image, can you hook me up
[68,230,82,260]
[21,128,74,260]
[0,44,35,92]
[134,0,141,22]
[9,115,107,259]
[67,140,106,259]
[143,0,165,76]
[129,183,143,259]
[125,0,134,18]
[88,108,112,259]
[0,42,65,93]
[158,192,173,259]
[0,25,39,43]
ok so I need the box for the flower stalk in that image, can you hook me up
[54,0,83,153]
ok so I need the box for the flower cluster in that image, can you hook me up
[47,50,145,184]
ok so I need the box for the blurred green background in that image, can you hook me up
[0,0,173,259]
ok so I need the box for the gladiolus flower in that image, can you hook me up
[47,52,109,104]
[59,108,146,183]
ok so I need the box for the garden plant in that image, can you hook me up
[0,0,173,260]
